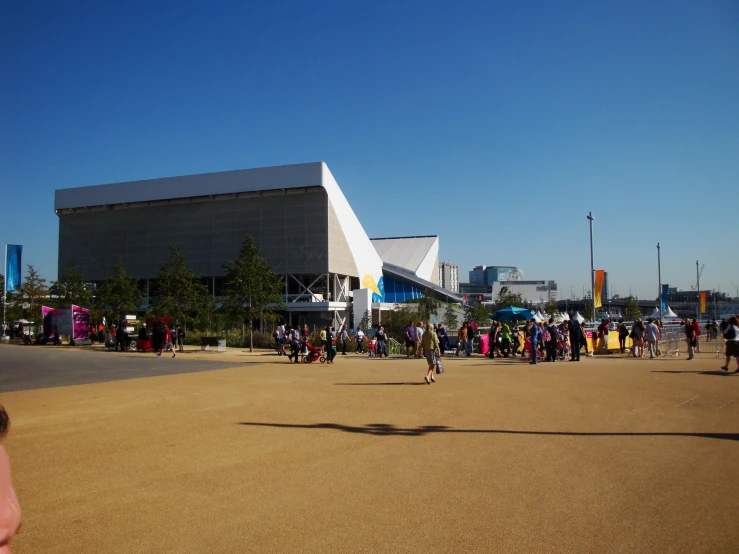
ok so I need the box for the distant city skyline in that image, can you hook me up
[1,1,737,299]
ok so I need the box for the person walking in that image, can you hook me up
[158,325,176,358]
[644,318,660,358]
[528,318,542,364]
[415,322,425,358]
[500,321,511,357]
[631,319,645,358]
[546,318,558,362]
[376,325,388,358]
[319,325,327,353]
[692,318,702,353]
[405,320,415,358]
[326,326,337,364]
[421,321,441,384]
[685,318,696,360]
[720,316,739,372]
[340,324,349,355]
[456,324,466,356]
[510,319,521,356]
[568,316,583,361]
[176,325,185,353]
[355,326,365,354]
[287,325,301,363]
[465,322,475,356]
[618,318,629,353]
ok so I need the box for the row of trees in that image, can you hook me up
[2,237,286,351]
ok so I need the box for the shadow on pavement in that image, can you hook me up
[334,382,427,386]
[238,422,739,441]
[651,370,738,376]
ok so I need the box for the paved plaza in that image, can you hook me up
[1,343,737,553]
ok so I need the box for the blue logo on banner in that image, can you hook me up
[660,284,669,312]
[5,245,22,291]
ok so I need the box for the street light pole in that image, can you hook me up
[587,212,596,323]
[657,243,662,325]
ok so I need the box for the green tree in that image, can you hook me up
[442,305,460,332]
[382,304,415,342]
[465,302,491,327]
[623,297,641,321]
[50,262,92,309]
[417,289,440,323]
[16,265,48,322]
[96,261,143,323]
[545,299,558,318]
[222,236,286,352]
[150,246,208,329]
[492,286,524,312]
[358,309,371,330]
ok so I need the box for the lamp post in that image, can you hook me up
[696,260,704,324]
[657,243,662,325]
[587,212,596,323]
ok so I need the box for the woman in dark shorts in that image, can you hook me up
[720,316,739,372]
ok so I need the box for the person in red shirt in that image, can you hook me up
[158,325,176,358]
[692,319,701,353]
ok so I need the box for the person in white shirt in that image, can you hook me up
[644,318,661,358]
[355,326,365,354]
[415,322,424,358]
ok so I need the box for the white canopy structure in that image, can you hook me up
[651,306,680,319]
[572,312,585,324]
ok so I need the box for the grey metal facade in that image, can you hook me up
[58,187,334,281]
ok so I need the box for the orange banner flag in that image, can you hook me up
[593,270,605,309]
[699,292,706,314]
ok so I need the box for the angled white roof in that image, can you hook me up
[54,162,324,211]
[370,236,439,282]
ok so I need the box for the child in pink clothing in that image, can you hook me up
[0,407,21,553]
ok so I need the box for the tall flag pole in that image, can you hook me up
[657,243,662,324]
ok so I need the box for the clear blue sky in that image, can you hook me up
[2,0,738,300]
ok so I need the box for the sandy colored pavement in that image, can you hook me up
[1,345,738,553]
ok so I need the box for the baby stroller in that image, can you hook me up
[302,341,326,364]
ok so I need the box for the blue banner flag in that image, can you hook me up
[5,244,22,292]
[660,284,669,312]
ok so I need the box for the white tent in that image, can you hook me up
[651,306,679,320]
[572,312,585,324]
[533,312,543,323]
[554,313,570,324]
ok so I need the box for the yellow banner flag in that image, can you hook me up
[593,270,605,309]
[699,292,706,314]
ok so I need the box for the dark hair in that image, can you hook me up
[729,316,738,326]
[0,406,9,439]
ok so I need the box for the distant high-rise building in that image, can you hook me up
[438,262,459,293]
[469,265,524,286]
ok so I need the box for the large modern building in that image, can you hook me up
[438,261,459,293]
[469,265,524,286]
[55,162,460,327]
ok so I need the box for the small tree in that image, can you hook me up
[465,302,491,327]
[150,246,208,329]
[96,261,143,324]
[16,265,48,321]
[358,309,371,330]
[492,286,524,312]
[417,289,440,323]
[383,304,416,342]
[222,236,286,352]
[50,262,92,309]
[442,305,460,332]
[623,297,641,321]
